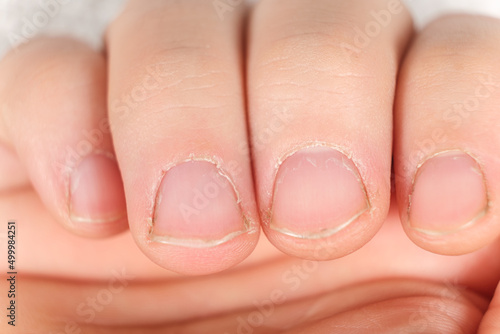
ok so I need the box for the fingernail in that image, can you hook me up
[150,160,247,248]
[270,146,369,239]
[409,151,488,235]
[69,153,127,223]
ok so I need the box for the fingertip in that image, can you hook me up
[0,37,127,238]
[262,146,382,261]
[140,229,260,275]
[133,160,260,275]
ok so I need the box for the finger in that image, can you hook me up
[394,15,500,254]
[0,37,127,237]
[107,0,259,275]
[5,276,486,333]
[479,280,500,334]
[247,0,413,259]
[284,287,484,334]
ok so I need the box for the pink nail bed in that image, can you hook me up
[69,153,126,223]
[409,151,488,235]
[271,146,369,239]
[150,160,247,247]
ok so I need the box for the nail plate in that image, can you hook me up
[270,146,369,239]
[69,153,127,223]
[409,151,488,235]
[150,160,247,247]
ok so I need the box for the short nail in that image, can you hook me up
[69,153,127,223]
[409,151,488,235]
[150,160,247,248]
[270,146,369,239]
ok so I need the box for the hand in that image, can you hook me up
[2,0,500,332]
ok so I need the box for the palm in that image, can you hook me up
[5,188,500,333]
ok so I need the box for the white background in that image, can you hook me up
[1,0,500,59]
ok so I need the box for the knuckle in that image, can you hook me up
[109,3,241,122]
[413,15,500,78]
[110,47,239,127]
[8,38,103,115]
[253,28,377,104]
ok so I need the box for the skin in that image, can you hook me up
[1,0,500,332]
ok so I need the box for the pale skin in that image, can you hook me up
[2,0,500,332]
